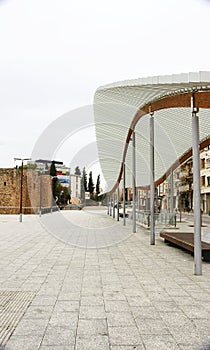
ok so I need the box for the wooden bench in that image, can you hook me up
[160,231,210,261]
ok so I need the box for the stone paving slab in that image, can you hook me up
[0,291,36,346]
[0,210,210,350]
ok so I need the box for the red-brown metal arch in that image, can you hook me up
[137,136,210,191]
[108,90,210,194]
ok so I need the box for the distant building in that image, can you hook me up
[70,174,81,200]
[27,159,64,173]
[130,147,210,214]
[163,146,210,214]
[175,159,193,212]
[200,147,210,214]
[28,159,71,189]
[56,165,70,188]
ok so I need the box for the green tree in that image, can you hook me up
[50,161,56,177]
[23,163,37,170]
[75,166,81,176]
[59,187,71,207]
[88,171,95,199]
[95,174,100,200]
[81,167,88,201]
[50,161,60,202]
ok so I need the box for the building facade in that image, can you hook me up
[70,174,81,201]
[200,147,210,214]
[162,147,210,214]
[134,147,210,214]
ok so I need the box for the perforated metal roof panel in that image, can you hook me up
[94,72,210,192]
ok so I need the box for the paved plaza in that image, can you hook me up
[0,208,210,350]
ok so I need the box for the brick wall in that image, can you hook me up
[0,168,52,214]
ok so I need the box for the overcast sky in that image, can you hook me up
[1,0,210,184]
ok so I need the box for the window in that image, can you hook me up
[207,159,210,168]
[4,181,6,186]
[201,176,205,186]
[201,158,205,169]
[207,177,210,186]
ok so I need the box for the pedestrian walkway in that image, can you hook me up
[0,209,210,350]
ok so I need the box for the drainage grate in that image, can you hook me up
[0,290,36,347]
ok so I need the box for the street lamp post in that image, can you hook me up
[14,158,31,222]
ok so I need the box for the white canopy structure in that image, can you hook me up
[94,71,210,192]
[94,71,210,275]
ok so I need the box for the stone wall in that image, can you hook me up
[0,168,52,214]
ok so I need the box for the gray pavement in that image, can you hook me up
[0,208,210,350]
[160,212,210,243]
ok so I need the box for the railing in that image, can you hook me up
[39,206,60,214]
[136,210,177,228]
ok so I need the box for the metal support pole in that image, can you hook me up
[39,174,42,217]
[137,189,140,211]
[113,193,115,219]
[107,195,109,215]
[191,96,202,275]
[117,187,119,221]
[110,195,112,216]
[123,162,126,226]
[170,171,174,213]
[132,130,136,233]
[146,189,149,211]
[150,111,155,244]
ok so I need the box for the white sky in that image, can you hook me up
[1,0,210,187]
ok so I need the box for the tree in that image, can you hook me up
[59,187,71,207]
[23,163,37,170]
[50,161,56,177]
[50,161,56,200]
[50,161,60,202]
[88,171,95,199]
[75,166,81,176]
[81,167,88,201]
[95,174,100,200]
[82,167,88,191]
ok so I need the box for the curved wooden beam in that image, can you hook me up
[136,136,210,191]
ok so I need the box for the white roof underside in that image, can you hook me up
[94,72,210,192]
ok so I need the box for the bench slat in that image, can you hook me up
[160,231,210,261]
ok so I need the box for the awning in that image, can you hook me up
[94,72,210,193]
